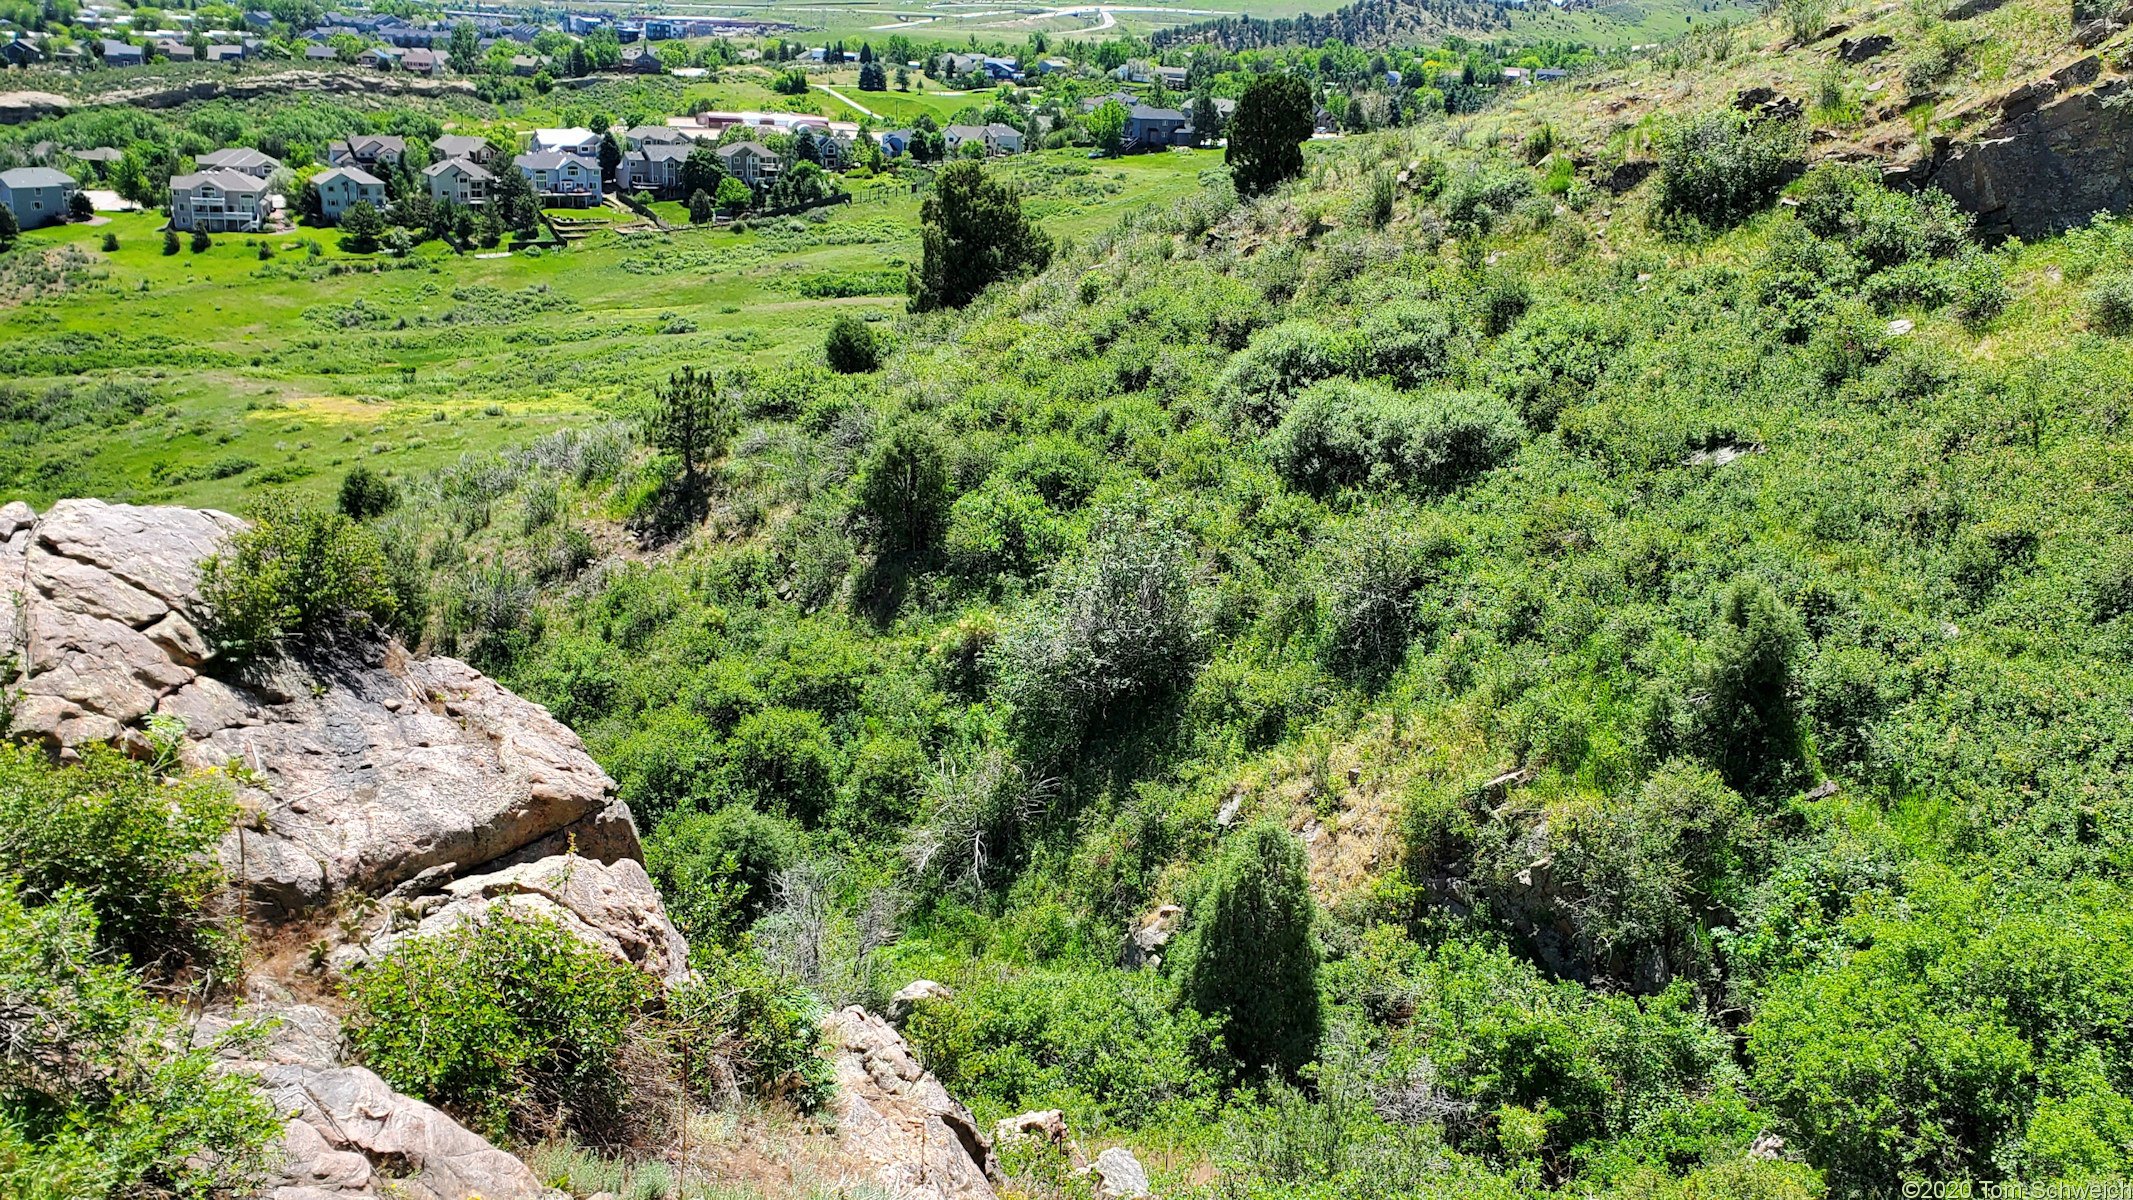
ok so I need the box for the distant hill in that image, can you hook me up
[1152,0,1516,51]
[1153,0,1761,51]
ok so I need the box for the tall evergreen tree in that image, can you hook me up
[1226,72,1314,196]
[909,160,1052,312]
[1180,821,1322,1078]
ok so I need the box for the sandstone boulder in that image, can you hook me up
[1119,904,1181,971]
[822,1005,997,1200]
[1089,1147,1151,1199]
[361,854,690,984]
[198,1002,544,1200]
[887,978,955,1024]
[0,500,640,921]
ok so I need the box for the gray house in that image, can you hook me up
[1126,105,1189,149]
[196,147,282,179]
[0,167,78,230]
[99,39,144,67]
[313,166,386,221]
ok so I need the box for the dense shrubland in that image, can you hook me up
[22,74,2133,1193]
[297,106,2133,1195]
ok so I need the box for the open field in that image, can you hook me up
[0,147,1215,512]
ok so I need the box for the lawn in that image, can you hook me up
[0,147,1212,512]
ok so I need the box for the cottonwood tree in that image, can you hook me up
[909,160,1052,311]
[1227,73,1315,196]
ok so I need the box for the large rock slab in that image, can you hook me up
[199,1002,545,1200]
[0,500,640,919]
[361,854,691,985]
[822,1006,998,1200]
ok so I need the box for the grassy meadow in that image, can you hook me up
[0,147,1216,512]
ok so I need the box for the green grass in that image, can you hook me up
[0,148,1212,512]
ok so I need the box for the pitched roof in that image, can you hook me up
[715,141,771,158]
[68,146,124,162]
[984,123,1021,137]
[197,147,279,170]
[513,151,584,170]
[304,44,337,57]
[425,156,493,180]
[627,125,687,142]
[170,168,269,193]
[945,124,986,138]
[431,134,488,157]
[635,143,690,162]
[0,167,75,188]
[1130,105,1186,121]
[342,135,406,154]
[531,127,597,149]
[314,165,384,186]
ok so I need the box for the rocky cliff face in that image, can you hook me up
[5,500,1000,1200]
[1911,55,2133,239]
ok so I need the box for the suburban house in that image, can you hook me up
[618,44,661,72]
[356,46,398,69]
[982,123,1024,154]
[430,134,493,164]
[303,43,337,61]
[875,129,912,158]
[1035,57,1072,74]
[398,47,440,74]
[530,128,600,158]
[619,143,688,196]
[0,167,78,231]
[1126,105,1189,149]
[1153,65,1189,89]
[816,133,856,171]
[168,169,270,232]
[943,125,986,155]
[99,39,144,67]
[424,157,492,206]
[152,39,195,62]
[330,136,406,169]
[1080,90,1139,112]
[195,147,280,179]
[714,141,777,187]
[623,125,689,151]
[1535,67,1568,82]
[312,165,386,221]
[512,151,602,206]
[205,43,245,62]
[2,38,47,67]
[508,54,542,75]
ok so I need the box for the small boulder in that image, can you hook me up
[887,978,955,1024]
[1838,33,1894,62]
[996,1108,1087,1170]
[1089,1146,1151,1199]
[1119,904,1182,971]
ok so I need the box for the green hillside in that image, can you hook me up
[4,0,2133,1194]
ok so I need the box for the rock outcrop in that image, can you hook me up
[0,499,638,919]
[1090,1147,1152,1199]
[821,1006,998,1200]
[1911,49,2133,238]
[1119,904,1182,971]
[199,1001,546,1200]
[356,854,691,985]
[887,977,955,1025]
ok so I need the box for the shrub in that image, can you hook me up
[1485,304,1621,429]
[669,945,834,1110]
[853,420,951,552]
[824,313,881,374]
[902,966,1228,1130]
[188,228,211,253]
[946,478,1071,580]
[2089,275,2133,334]
[1646,579,1805,795]
[100,231,119,252]
[346,908,653,1142]
[336,463,399,520]
[0,883,280,1197]
[197,494,399,662]
[991,502,1203,764]
[723,707,835,825]
[162,229,179,255]
[1654,113,1805,229]
[645,803,799,942]
[1178,820,1321,1078]
[1355,301,1460,388]
[1439,161,1535,234]
[1266,379,1522,497]
[1217,320,1353,430]
[997,435,1103,508]
[1317,510,1461,682]
[0,744,235,970]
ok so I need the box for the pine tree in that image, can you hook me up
[1226,73,1315,197]
[688,189,714,223]
[910,160,1052,311]
[649,365,736,481]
